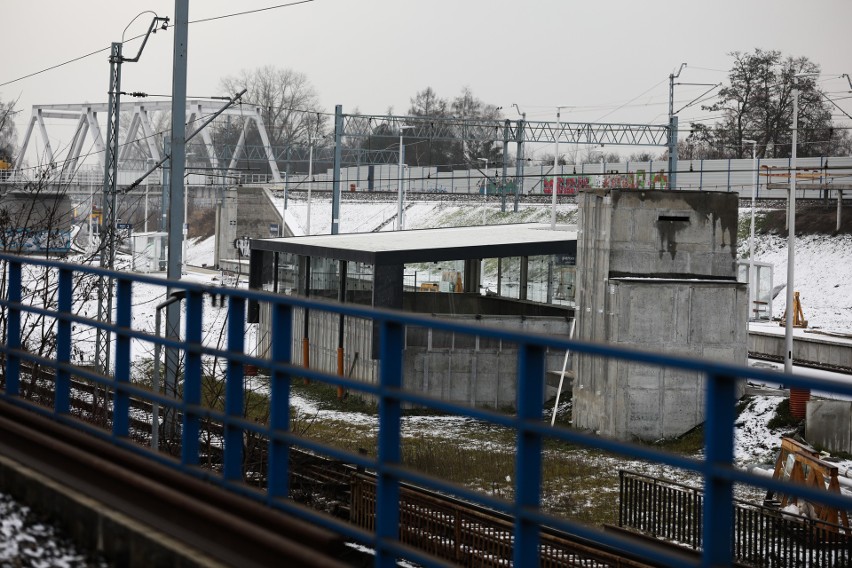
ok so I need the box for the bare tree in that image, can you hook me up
[690,49,849,159]
[0,162,108,415]
[219,65,326,148]
[450,87,503,167]
[628,151,656,162]
[0,96,19,165]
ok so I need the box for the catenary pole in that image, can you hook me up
[551,108,560,229]
[784,87,799,374]
[742,139,757,318]
[164,0,189,439]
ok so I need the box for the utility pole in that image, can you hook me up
[95,15,169,377]
[512,104,525,213]
[551,106,568,229]
[501,120,510,213]
[668,65,719,192]
[94,41,122,379]
[164,0,189,440]
[667,63,686,191]
[331,104,343,235]
[306,137,314,235]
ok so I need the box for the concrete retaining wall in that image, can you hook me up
[256,303,571,409]
[749,330,852,371]
[216,186,286,269]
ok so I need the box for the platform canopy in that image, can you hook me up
[250,223,577,265]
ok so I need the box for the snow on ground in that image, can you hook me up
[5,198,850,559]
[734,395,789,465]
[269,196,852,465]
[280,196,851,332]
[0,492,106,567]
[184,234,216,267]
[751,233,852,333]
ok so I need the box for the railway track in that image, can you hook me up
[0,396,359,568]
[3,363,694,566]
[11,350,852,568]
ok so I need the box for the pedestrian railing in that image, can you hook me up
[2,252,852,567]
[620,470,852,567]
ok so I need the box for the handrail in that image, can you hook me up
[2,252,852,567]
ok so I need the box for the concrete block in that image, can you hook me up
[610,208,634,244]
[626,363,663,391]
[806,399,852,454]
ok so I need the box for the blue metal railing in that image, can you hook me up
[2,252,852,567]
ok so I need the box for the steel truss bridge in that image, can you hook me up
[12,102,673,186]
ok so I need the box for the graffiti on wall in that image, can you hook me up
[543,175,592,195]
[2,228,72,254]
[600,169,649,190]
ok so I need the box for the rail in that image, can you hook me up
[619,470,851,567]
[2,252,852,567]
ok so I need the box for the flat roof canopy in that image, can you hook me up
[251,223,577,265]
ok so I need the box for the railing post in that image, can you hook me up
[224,296,246,482]
[727,158,732,192]
[376,318,404,568]
[702,372,737,567]
[5,259,22,396]
[55,267,73,414]
[182,289,203,465]
[514,342,544,567]
[112,277,132,437]
[268,301,293,500]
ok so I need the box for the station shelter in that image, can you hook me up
[248,223,577,409]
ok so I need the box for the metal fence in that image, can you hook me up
[351,474,653,567]
[2,252,852,567]
[619,470,852,567]
[13,155,852,200]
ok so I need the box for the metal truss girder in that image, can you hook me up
[520,120,670,146]
[64,114,89,177]
[138,107,162,162]
[14,115,37,170]
[342,113,671,147]
[36,109,55,165]
[342,114,506,143]
[86,108,107,169]
[249,108,282,183]
[118,113,142,162]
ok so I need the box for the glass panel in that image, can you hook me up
[526,255,575,306]
[275,252,299,294]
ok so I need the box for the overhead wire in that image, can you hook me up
[0,0,318,90]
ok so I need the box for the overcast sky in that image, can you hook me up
[3,0,851,163]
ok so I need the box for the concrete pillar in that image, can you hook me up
[371,263,403,359]
[372,263,403,311]
[519,256,529,300]
[463,259,481,294]
[217,187,238,269]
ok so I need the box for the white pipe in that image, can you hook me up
[551,318,576,426]
[784,87,798,374]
